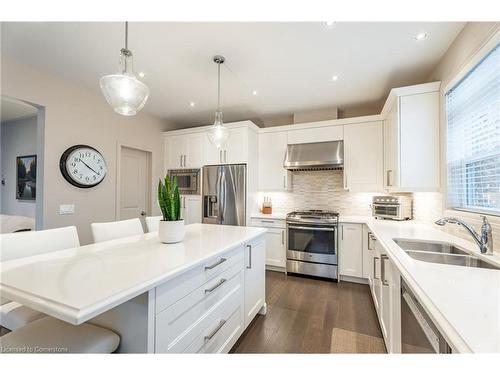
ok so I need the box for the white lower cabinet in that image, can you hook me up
[339,223,363,278]
[251,217,286,270]
[181,195,202,225]
[244,237,266,328]
[154,235,266,353]
[371,231,401,353]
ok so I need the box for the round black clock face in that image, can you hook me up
[60,145,107,188]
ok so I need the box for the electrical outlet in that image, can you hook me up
[59,204,75,215]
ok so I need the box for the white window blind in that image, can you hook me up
[446,43,500,215]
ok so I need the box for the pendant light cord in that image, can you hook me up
[125,21,128,50]
[217,61,221,112]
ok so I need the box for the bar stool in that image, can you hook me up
[0,226,80,331]
[145,216,162,232]
[90,218,144,243]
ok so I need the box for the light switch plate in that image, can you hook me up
[59,204,75,215]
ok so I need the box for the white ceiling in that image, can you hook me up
[1,22,465,127]
[1,96,38,122]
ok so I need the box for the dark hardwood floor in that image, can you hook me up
[231,270,383,353]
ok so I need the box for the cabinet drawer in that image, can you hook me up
[184,302,243,353]
[155,245,243,313]
[251,218,286,229]
[155,262,243,353]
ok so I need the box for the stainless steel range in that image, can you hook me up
[286,210,339,280]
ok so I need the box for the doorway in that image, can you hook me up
[0,96,45,233]
[116,145,152,231]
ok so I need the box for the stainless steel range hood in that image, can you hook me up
[283,141,343,171]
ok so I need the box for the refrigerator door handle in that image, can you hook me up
[216,167,223,224]
[220,168,226,223]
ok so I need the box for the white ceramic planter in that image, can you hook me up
[158,220,185,244]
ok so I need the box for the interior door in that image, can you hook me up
[119,146,150,229]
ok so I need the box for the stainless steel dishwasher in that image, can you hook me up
[400,280,452,353]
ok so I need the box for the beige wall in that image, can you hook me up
[413,22,500,252]
[1,58,173,244]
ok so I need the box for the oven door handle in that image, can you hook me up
[287,225,335,232]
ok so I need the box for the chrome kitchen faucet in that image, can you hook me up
[434,216,494,255]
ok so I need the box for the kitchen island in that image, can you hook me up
[0,224,267,353]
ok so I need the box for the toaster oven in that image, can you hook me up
[372,196,412,221]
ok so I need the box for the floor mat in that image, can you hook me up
[330,328,386,353]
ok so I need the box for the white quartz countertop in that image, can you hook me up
[251,212,287,220]
[251,213,373,222]
[358,218,500,353]
[0,224,266,325]
[252,212,500,352]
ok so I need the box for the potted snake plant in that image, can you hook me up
[157,175,185,243]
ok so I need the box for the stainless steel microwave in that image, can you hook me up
[168,169,200,195]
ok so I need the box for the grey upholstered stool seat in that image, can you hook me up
[0,317,120,353]
[0,302,47,331]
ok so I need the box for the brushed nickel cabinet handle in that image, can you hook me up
[281,230,285,245]
[204,278,227,294]
[261,220,275,223]
[224,150,227,163]
[367,232,375,250]
[219,150,222,163]
[283,175,286,189]
[205,257,227,270]
[204,319,226,342]
[381,255,389,286]
[247,244,252,269]
[373,257,379,280]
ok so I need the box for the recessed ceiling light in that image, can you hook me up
[325,21,336,27]
[188,101,195,107]
[332,75,339,81]
[414,32,428,41]
[252,90,258,96]
[138,71,145,78]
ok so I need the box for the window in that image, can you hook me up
[446,43,500,215]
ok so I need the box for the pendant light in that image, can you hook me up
[207,55,229,148]
[100,22,149,116]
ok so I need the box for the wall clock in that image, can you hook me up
[60,145,107,188]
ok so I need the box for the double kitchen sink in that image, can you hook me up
[394,239,500,270]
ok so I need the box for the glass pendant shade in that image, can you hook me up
[208,55,230,149]
[208,111,229,148]
[100,48,149,116]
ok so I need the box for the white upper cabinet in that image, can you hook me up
[287,124,343,144]
[165,135,186,170]
[165,133,204,170]
[382,82,440,192]
[184,134,204,168]
[224,127,248,164]
[204,126,249,165]
[343,121,384,192]
[258,131,291,191]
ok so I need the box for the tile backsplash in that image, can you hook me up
[258,170,499,253]
[258,170,379,216]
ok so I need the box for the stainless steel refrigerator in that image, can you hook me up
[202,164,246,226]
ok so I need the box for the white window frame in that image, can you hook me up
[443,30,500,217]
